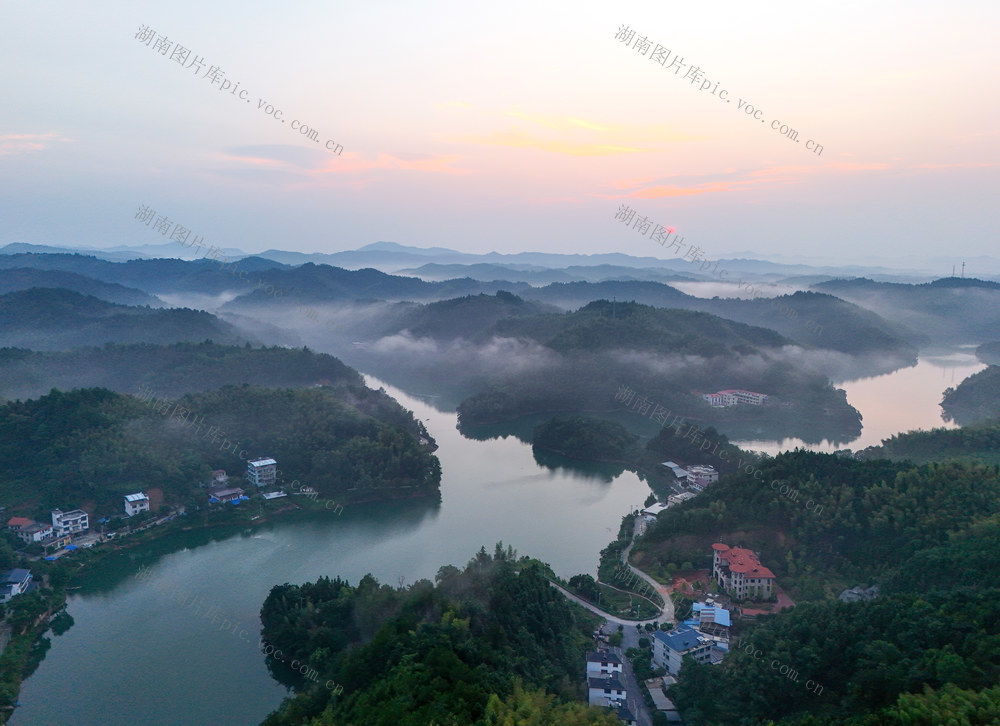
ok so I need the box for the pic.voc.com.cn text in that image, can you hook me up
[614,24,823,156]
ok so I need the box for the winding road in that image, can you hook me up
[550,514,675,625]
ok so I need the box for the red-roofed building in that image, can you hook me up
[7,517,33,532]
[712,543,775,600]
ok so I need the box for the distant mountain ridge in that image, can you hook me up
[0,288,245,350]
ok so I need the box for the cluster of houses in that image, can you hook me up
[7,508,90,554]
[653,600,731,676]
[701,389,769,408]
[5,458,280,554]
[585,651,637,725]
[206,458,276,503]
[661,461,719,492]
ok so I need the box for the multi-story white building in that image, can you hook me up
[124,492,150,517]
[702,389,769,407]
[51,509,89,537]
[247,458,277,487]
[652,625,713,675]
[686,465,719,489]
[587,674,627,707]
[586,651,623,677]
[712,543,775,600]
[702,392,739,407]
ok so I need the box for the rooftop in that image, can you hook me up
[654,625,708,653]
[124,493,148,502]
[248,458,277,467]
[586,651,622,665]
[2,569,31,583]
[7,517,33,527]
[714,544,775,578]
[588,675,625,691]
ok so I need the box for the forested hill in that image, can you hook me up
[863,419,1000,465]
[941,365,1000,425]
[258,545,617,726]
[0,384,440,517]
[0,342,361,402]
[633,450,1000,598]
[0,288,244,350]
[626,449,1000,724]
[812,276,1000,344]
[492,300,791,355]
[0,267,159,306]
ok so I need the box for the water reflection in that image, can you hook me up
[734,350,986,454]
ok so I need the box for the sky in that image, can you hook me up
[2,0,998,269]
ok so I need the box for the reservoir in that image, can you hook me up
[10,350,985,725]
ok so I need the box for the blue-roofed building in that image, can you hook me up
[653,625,713,675]
[692,601,732,637]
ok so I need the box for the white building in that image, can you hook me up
[652,625,713,675]
[587,674,627,707]
[124,492,150,517]
[51,509,89,537]
[703,389,769,407]
[586,651,623,677]
[702,392,739,407]
[21,522,54,542]
[0,569,32,603]
[686,465,719,489]
[247,458,277,487]
[667,492,697,506]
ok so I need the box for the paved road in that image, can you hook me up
[550,512,682,726]
[621,516,675,624]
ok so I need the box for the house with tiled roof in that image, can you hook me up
[587,674,627,707]
[712,543,775,600]
[586,650,623,677]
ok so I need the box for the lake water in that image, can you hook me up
[10,351,986,725]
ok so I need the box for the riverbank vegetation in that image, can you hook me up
[0,384,440,520]
[258,544,618,726]
[941,364,1000,425]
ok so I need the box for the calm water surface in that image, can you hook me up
[11,376,651,726]
[12,352,985,724]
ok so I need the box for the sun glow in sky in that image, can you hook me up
[2,0,998,266]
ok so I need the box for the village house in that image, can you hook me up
[124,492,150,517]
[587,674,627,707]
[712,543,775,600]
[7,517,54,543]
[0,568,33,603]
[614,704,637,725]
[247,458,277,487]
[652,625,713,675]
[51,508,89,537]
[208,486,246,504]
[685,465,719,490]
[586,651,623,677]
